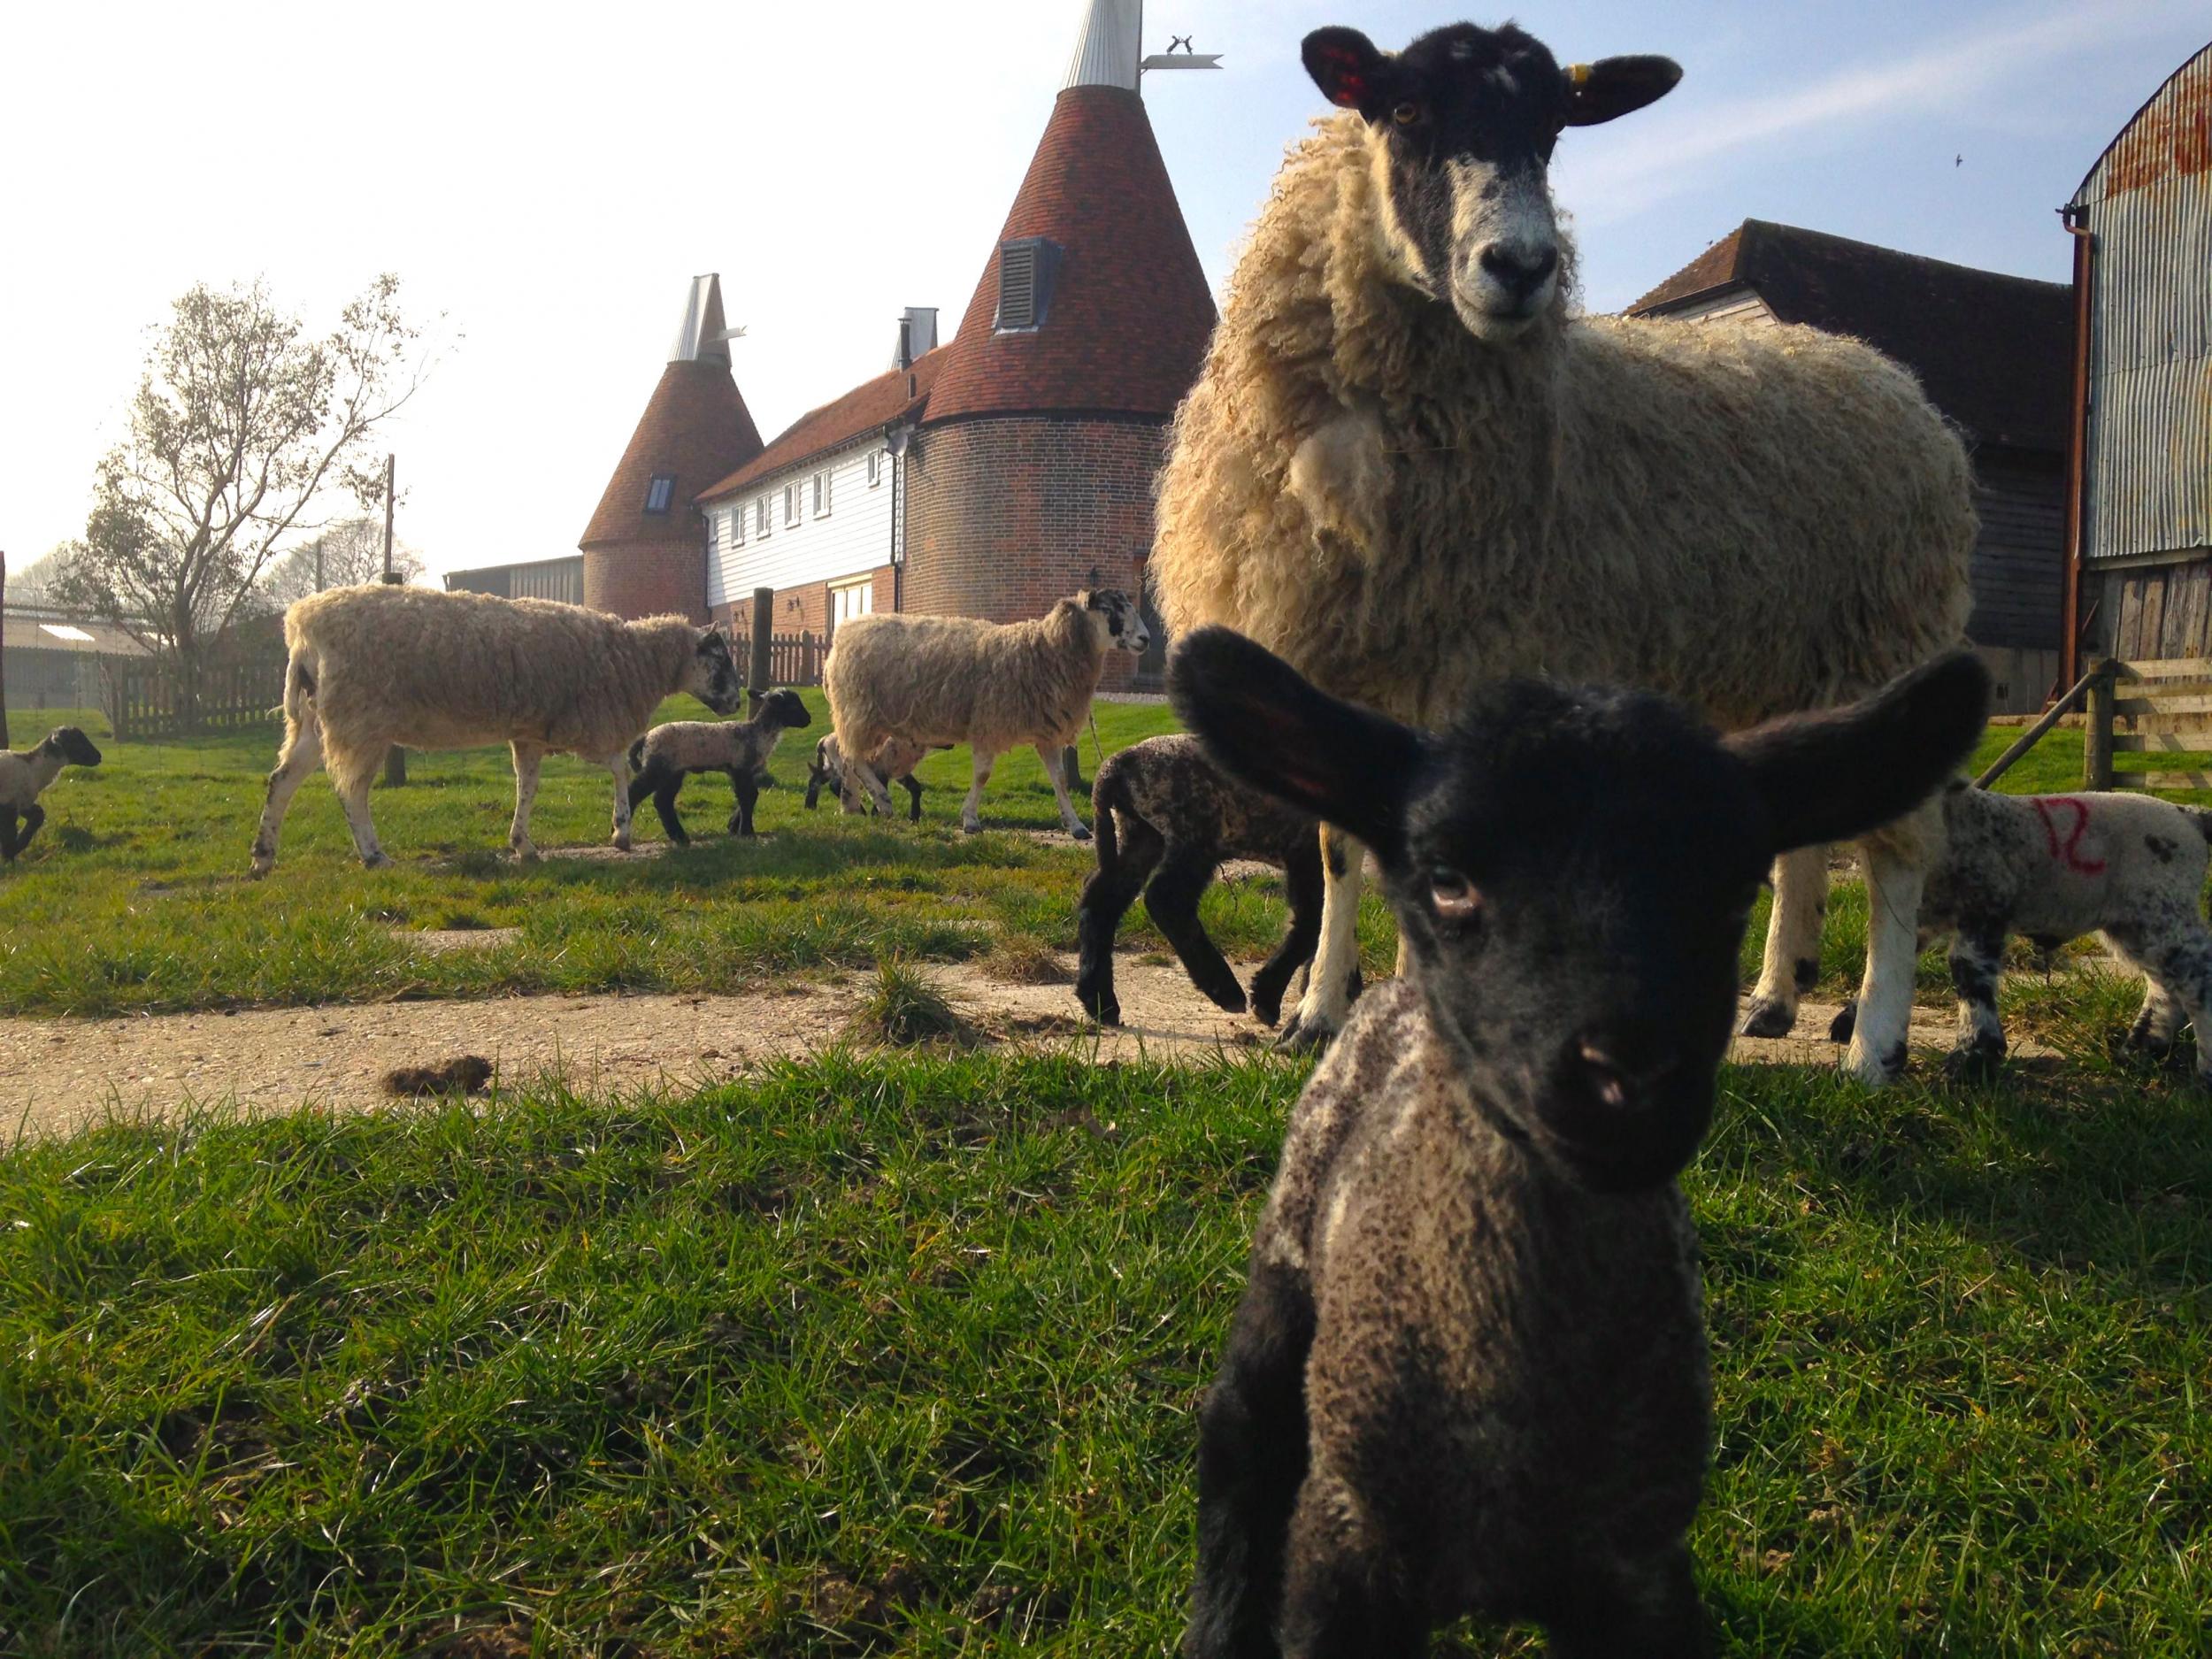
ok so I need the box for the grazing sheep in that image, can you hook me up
[1169,627,1989,1659]
[0,726,103,862]
[1074,734,1325,1028]
[1148,20,1976,1082]
[250,584,744,873]
[803,733,941,824]
[1824,784,2212,1082]
[822,590,1150,840]
[626,688,813,843]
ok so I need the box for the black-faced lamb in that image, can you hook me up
[1,726,103,862]
[626,687,813,843]
[250,585,744,873]
[1074,734,1325,1029]
[1148,21,1976,1083]
[802,733,940,824]
[821,590,1150,840]
[1168,626,1989,1659]
[1822,783,2212,1082]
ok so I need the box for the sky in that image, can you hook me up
[1,0,2205,586]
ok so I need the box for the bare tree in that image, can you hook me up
[259,518,425,611]
[56,275,427,725]
[4,545,86,609]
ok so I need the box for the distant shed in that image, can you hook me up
[2066,42,2212,672]
[1,608,147,715]
[443,556,585,606]
[1629,219,2072,712]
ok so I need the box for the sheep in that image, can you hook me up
[0,726,103,862]
[1147,20,1976,1083]
[802,733,942,824]
[249,584,744,873]
[1074,734,1325,1029]
[821,589,1150,840]
[626,688,813,843]
[1168,626,1990,1659]
[1821,783,2212,1082]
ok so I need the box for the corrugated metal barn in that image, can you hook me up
[443,557,585,606]
[2070,42,2212,667]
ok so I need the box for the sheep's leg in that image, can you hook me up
[1280,826,1364,1053]
[1185,1258,1316,1659]
[959,747,997,835]
[12,804,44,858]
[1148,849,1245,1015]
[727,769,759,837]
[1546,1545,1707,1659]
[652,779,690,846]
[902,774,924,824]
[1036,742,1090,841]
[0,808,18,862]
[1076,815,1164,1026]
[1844,810,1936,1086]
[1741,847,1829,1037]
[2111,920,2212,1084]
[250,712,326,876]
[1250,847,1325,1029]
[508,741,544,860]
[844,749,899,819]
[604,752,635,851]
[327,752,392,870]
[1944,924,2009,1080]
[1275,1473,1428,1659]
[2115,932,2187,1056]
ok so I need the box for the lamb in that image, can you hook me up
[0,726,103,862]
[1824,783,2212,1082]
[626,687,813,843]
[1169,626,1989,1659]
[802,733,940,824]
[1074,734,1325,1029]
[250,584,744,873]
[821,589,1150,840]
[1148,20,1976,1083]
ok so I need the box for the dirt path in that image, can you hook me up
[0,950,2044,1141]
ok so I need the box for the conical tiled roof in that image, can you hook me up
[926,83,1216,424]
[580,275,764,551]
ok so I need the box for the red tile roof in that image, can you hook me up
[580,360,764,550]
[1627,219,2072,454]
[697,350,944,503]
[926,85,1217,424]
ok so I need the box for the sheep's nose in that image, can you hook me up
[1564,1029,1681,1111]
[1478,244,1559,301]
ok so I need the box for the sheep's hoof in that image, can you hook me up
[249,858,273,879]
[1739,996,1797,1039]
[1943,1042,2004,1083]
[361,853,395,871]
[1840,1039,1909,1087]
[509,844,539,864]
[611,833,633,853]
[961,820,984,836]
[1068,822,1093,843]
[1827,1002,1859,1044]
[1275,1007,1339,1055]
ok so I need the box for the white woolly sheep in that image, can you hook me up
[1824,783,2212,1082]
[1170,627,1988,1659]
[822,590,1150,840]
[1148,21,1976,1083]
[1074,733,1325,1029]
[626,687,813,843]
[0,726,103,862]
[802,733,942,824]
[250,584,744,873]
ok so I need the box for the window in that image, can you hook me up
[866,449,883,488]
[727,504,745,548]
[783,482,800,526]
[812,470,832,518]
[757,496,772,539]
[832,577,873,626]
[993,236,1063,332]
[643,473,675,514]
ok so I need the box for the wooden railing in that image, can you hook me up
[2085,657,2212,791]
[764,631,826,688]
[106,652,288,741]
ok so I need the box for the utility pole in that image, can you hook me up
[0,550,10,749]
[380,455,407,787]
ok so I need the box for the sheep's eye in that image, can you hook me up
[1428,869,1480,921]
[1392,102,1422,126]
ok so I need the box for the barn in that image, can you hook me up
[2065,42,2212,675]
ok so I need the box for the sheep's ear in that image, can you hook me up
[1725,651,1991,855]
[1563,55,1682,127]
[1168,626,1423,862]
[1303,27,1390,114]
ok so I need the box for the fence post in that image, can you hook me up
[2084,658,2116,790]
[0,549,11,749]
[749,588,773,715]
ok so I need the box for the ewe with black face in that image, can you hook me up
[1170,628,1989,1659]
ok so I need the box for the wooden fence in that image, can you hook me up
[765,631,826,688]
[106,652,288,741]
[2084,657,2212,791]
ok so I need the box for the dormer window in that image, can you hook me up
[643,473,675,514]
[994,236,1064,333]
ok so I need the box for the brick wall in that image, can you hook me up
[903,414,1166,689]
[583,535,707,622]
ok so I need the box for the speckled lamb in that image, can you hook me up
[0,726,103,862]
[1075,734,1325,1028]
[803,733,939,824]
[627,688,812,842]
[1169,627,1988,1659]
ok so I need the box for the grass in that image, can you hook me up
[0,1045,2206,1655]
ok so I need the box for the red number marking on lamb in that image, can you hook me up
[2033,796,2107,876]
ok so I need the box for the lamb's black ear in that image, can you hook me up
[1726,651,1991,855]
[1168,626,1424,861]
[1563,55,1681,126]
[1303,27,1390,114]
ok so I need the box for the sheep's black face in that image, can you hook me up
[1302,23,1679,342]
[45,727,103,769]
[691,630,744,716]
[761,688,813,730]
[1081,589,1152,656]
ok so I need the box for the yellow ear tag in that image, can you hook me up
[1567,63,1593,88]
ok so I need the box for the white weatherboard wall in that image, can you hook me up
[707,437,895,609]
